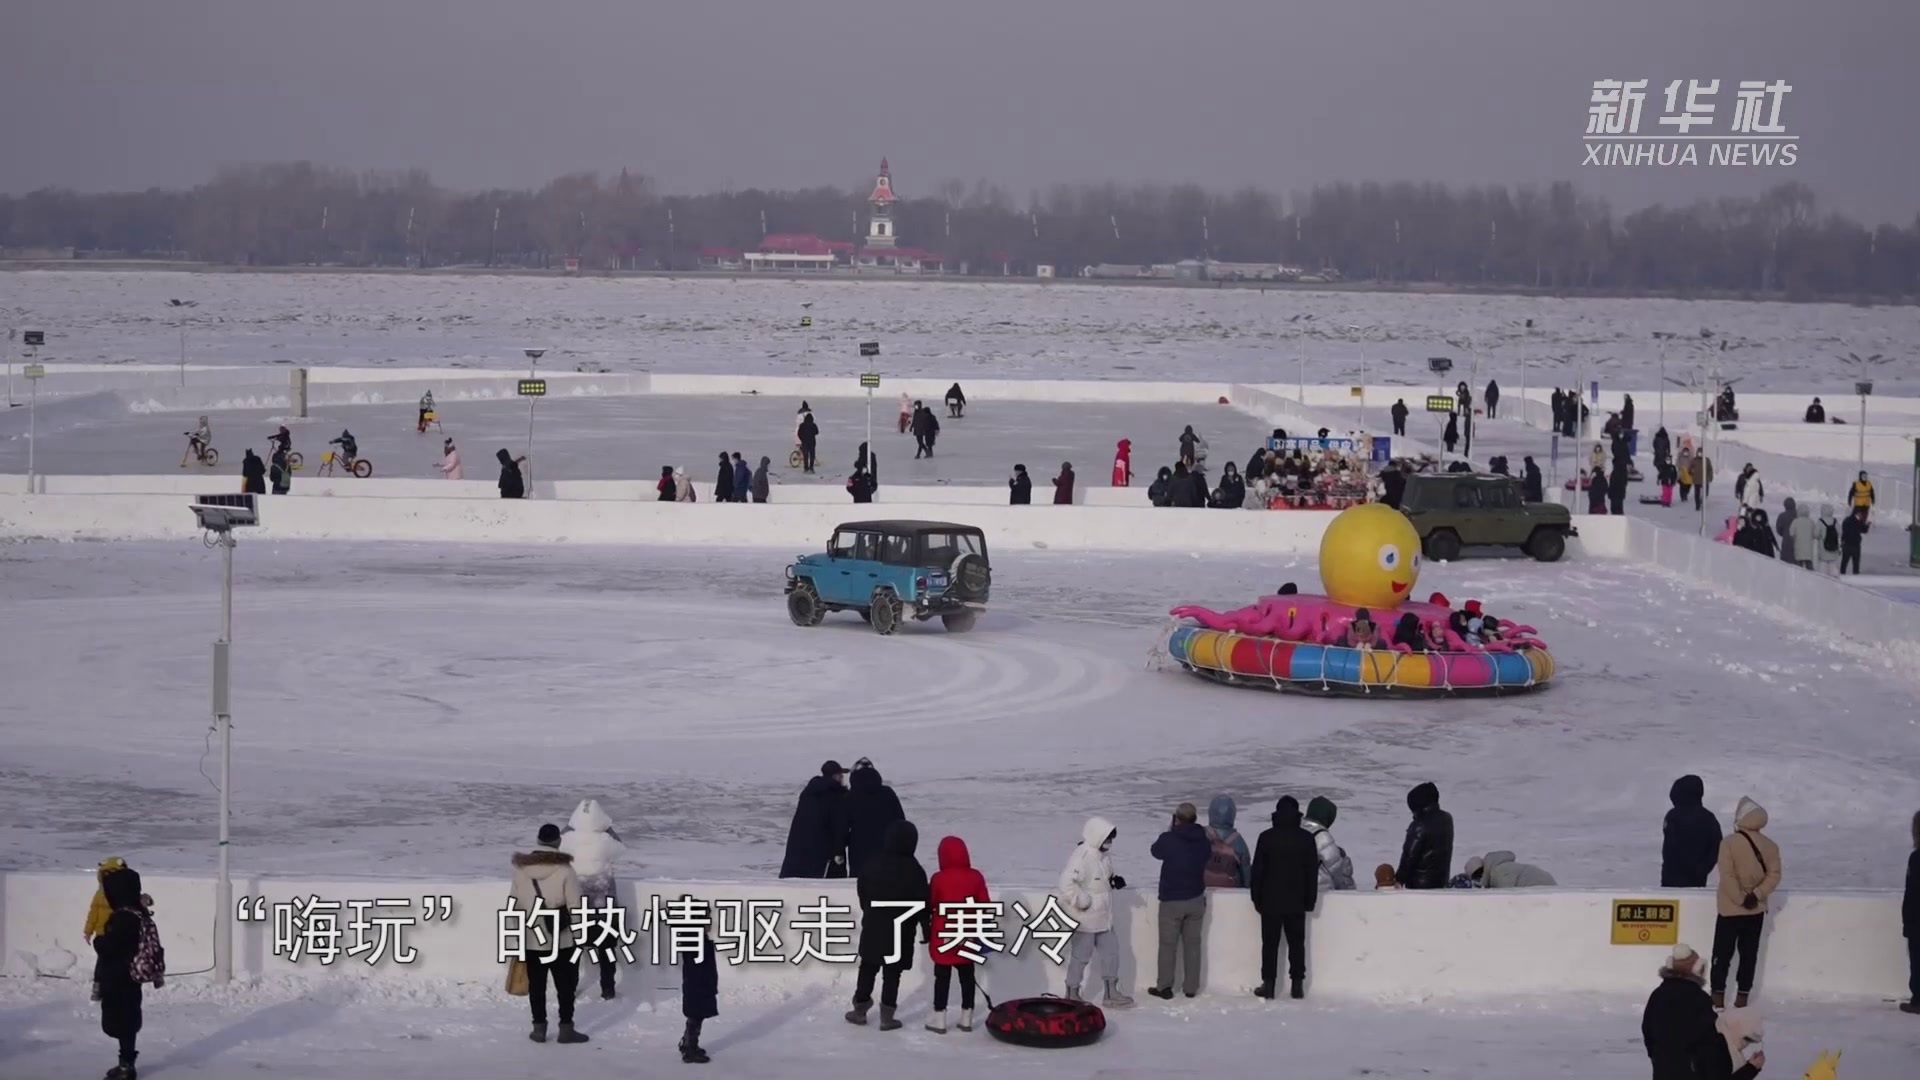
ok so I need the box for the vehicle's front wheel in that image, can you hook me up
[941,609,978,633]
[869,589,902,636]
[787,580,825,626]
[1423,528,1463,563]
[1525,527,1567,563]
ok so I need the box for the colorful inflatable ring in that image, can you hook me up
[985,996,1107,1049]
[1166,624,1554,697]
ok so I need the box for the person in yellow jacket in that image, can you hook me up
[1849,472,1875,518]
[83,857,128,943]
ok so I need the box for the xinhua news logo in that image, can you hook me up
[1584,79,1797,167]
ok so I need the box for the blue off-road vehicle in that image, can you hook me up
[784,520,992,635]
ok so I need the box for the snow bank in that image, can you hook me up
[648,374,1232,404]
[0,492,1339,553]
[0,870,1903,1001]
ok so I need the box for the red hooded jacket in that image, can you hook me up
[1112,439,1133,486]
[927,836,991,967]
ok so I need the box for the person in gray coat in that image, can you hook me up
[1774,497,1798,563]
[1787,503,1815,570]
[751,456,771,503]
[1464,851,1557,888]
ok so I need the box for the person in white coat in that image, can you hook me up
[440,439,462,480]
[509,823,589,1045]
[1738,466,1765,514]
[1787,503,1816,570]
[1303,797,1356,890]
[896,392,913,435]
[1058,816,1133,1007]
[559,799,627,1000]
[675,468,696,503]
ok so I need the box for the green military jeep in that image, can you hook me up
[1397,473,1577,562]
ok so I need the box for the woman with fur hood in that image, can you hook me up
[93,865,158,1080]
[1059,816,1133,1008]
[1711,797,1782,1010]
[509,824,589,1045]
[559,799,626,1000]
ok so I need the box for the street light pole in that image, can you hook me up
[213,528,234,983]
[524,348,545,494]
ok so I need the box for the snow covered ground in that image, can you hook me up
[2,976,1912,1080]
[6,269,1917,392]
[4,542,1916,888]
[0,393,1265,487]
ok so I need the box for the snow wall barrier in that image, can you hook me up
[0,871,1905,1001]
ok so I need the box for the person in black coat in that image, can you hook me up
[945,382,966,418]
[1009,464,1032,505]
[779,761,849,879]
[798,412,820,474]
[846,820,930,1030]
[1390,398,1410,436]
[1662,774,1724,888]
[1169,462,1204,507]
[847,468,876,503]
[1442,414,1459,453]
[911,403,940,458]
[496,449,526,499]
[1608,455,1631,515]
[844,758,906,878]
[1380,465,1407,509]
[715,452,735,502]
[1903,809,1919,1013]
[240,449,267,494]
[94,866,149,1079]
[679,929,718,1063]
[1148,466,1174,507]
[1839,507,1868,575]
[1249,796,1320,999]
[1522,457,1544,503]
[1212,462,1245,509]
[1395,782,1455,890]
[1484,380,1500,419]
[1588,466,1609,514]
[1643,944,1718,1080]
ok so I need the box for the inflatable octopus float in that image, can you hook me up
[1165,503,1555,696]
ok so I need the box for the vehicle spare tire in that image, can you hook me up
[985,996,1105,1049]
[949,553,991,601]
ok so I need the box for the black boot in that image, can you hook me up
[529,1023,547,1044]
[1147,986,1174,1000]
[878,1005,901,1031]
[556,1022,589,1044]
[844,999,873,1026]
[1253,983,1275,999]
[679,1037,710,1064]
[104,1062,137,1080]
[1289,978,1305,1000]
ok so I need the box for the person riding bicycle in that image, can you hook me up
[180,415,213,466]
[417,391,436,433]
[268,425,292,456]
[329,429,359,465]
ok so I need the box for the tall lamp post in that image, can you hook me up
[167,299,199,387]
[524,349,546,492]
[188,492,259,984]
[1341,323,1370,431]
[1838,353,1889,476]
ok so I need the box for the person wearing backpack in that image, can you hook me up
[1148,802,1211,999]
[94,865,159,1080]
[1203,795,1252,889]
[1815,505,1842,576]
[1711,797,1782,1009]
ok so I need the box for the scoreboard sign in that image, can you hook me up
[1610,899,1679,945]
[1426,395,1456,414]
[517,379,547,397]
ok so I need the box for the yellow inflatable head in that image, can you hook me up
[1318,503,1422,609]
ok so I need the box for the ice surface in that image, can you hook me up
[0,393,1267,487]
[7,269,1919,391]
[0,976,1911,1080]
[3,542,1915,889]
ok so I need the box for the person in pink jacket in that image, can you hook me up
[440,438,462,480]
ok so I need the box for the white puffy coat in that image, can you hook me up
[508,850,583,954]
[558,799,626,901]
[1304,820,1356,891]
[1057,816,1118,933]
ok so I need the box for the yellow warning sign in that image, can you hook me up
[1611,899,1679,945]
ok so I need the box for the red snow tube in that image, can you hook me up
[985,995,1106,1049]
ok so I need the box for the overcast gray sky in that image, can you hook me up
[5,0,1916,221]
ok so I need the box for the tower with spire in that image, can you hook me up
[864,158,897,250]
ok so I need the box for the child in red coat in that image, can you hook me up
[925,835,991,1033]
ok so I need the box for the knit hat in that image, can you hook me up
[1464,599,1483,615]
[536,823,561,848]
[1428,592,1450,607]
[1373,864,1398,889]
[1305,796,1337,828]
[1670,942,1697,964]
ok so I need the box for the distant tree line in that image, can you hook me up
[1,162,1915,300]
